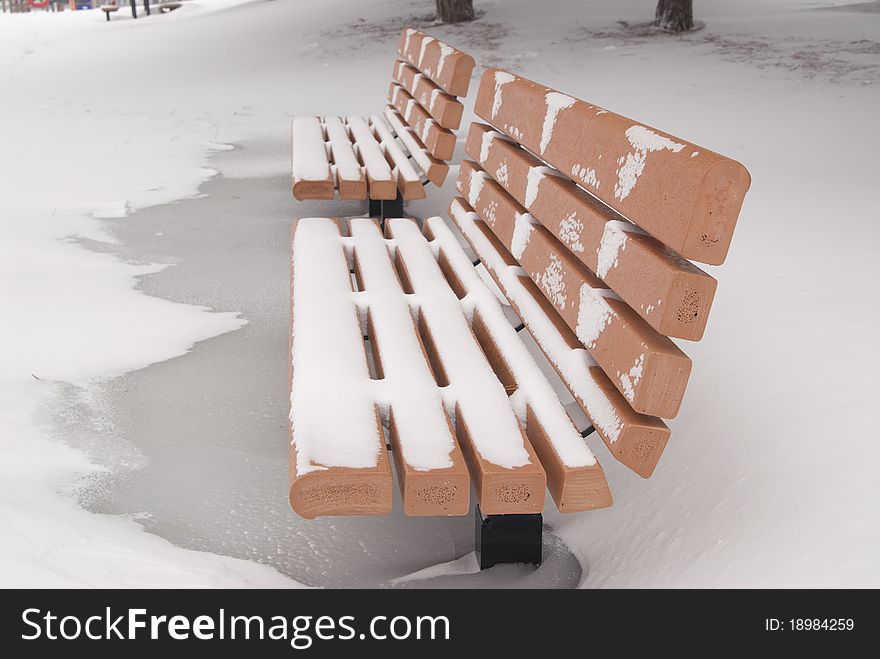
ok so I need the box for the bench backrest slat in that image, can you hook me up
[397,29,475,97]
[462,126,718,342]
[391,60,464,130]
[473,69,751,266]
[384,29,475,168]
[388,84,456,161]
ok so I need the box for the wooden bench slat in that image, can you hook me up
[397,29,475,97]
[345,116,398,200]
[323,116,367,200]
[386,219,546,515]
[369,115,426,201]
[459,162,693,418]
[466,123,719,342]
[423,217,612,512]
[391,60,465,130]
[349,219,470,516]
[389,85,456,162]
[291,116,334,200]
[289,219,393,517]
[448,198,672,478]
[473,69,751,265]
[381,106,448,187]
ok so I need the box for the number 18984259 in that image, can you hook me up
[765,618,855,631]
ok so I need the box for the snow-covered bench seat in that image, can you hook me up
[289,216,613,519]
[290,29,475,204]
[450,69,751,478]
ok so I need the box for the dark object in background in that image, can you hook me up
[436,0,474,24]
[655,0,694,32]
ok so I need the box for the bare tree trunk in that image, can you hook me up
[436,0,474,24]
[655,0,693,33]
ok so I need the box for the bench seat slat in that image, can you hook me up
[391,60,465,130]
[449,198,672,479]
[369,115,426,201]
[423,217,612,512]
[386,219,546,515]
[345,116,398,201]
[350,219,470,516]
[459,162,693,419]
[474,69,751,265]
[323,116,367,200]
[289,219,393,517]
[466,124,718,342]
[291,116,334,200]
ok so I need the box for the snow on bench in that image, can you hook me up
[396,28,474,98]
[448,199,670,478]
[390,60,464,130]
[369,113,434,197]
[377,107,447,187]
[387,84,456,161]
[324,116,367,199]
[291,116,334,200]
[458,162,691,419]
[289,216,614,518]
[346,116,397,201]
[422,217,611,510]
[474,69,751,266]
[465,124,719,342]
[289,219,393,518]
[291,29,475,202]
[447,69,751,478]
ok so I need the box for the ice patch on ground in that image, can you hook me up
[391,552,481,584]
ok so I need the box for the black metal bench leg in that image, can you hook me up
[382,193,404,220]
[474,505,542,570]
[367,193,405,229]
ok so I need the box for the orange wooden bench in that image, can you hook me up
[288,61,750,570]
[291,29,475,218]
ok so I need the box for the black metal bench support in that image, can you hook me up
[128,0,149,18]
[474,505,542,570]
[379,436,543,569]
[368,193,405,226]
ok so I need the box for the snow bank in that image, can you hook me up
[0,0,299,587]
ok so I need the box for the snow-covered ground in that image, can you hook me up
[1,0,877,587]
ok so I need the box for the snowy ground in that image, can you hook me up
[1,0,878,587]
